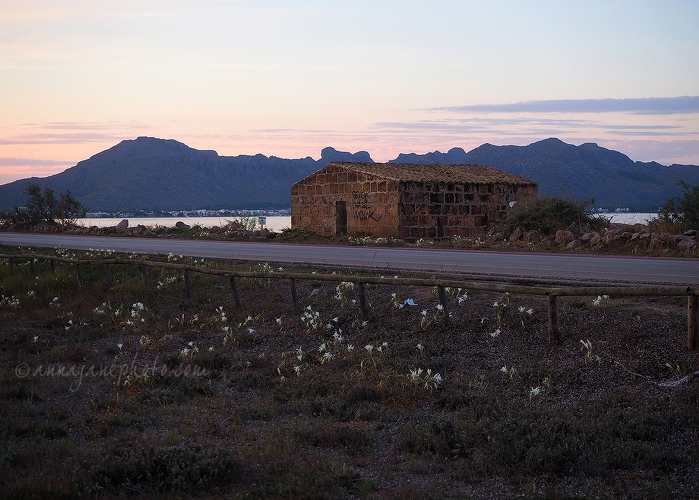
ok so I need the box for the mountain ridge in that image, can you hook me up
[0,137,697,212]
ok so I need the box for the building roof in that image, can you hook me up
[326,162,537,186]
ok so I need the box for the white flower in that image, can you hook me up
[346,344,354,352]
[530,386,541,399]
[500,366,508,373]
[276,317,282,325]
[490,329,501,338]
[527,308,533,315]
[436,304,444,311]
[421,310,427,316]
[518,306,526,313]
[365,344,373,354]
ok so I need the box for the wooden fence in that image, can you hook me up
[2,252,698,351]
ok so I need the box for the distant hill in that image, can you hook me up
[391,138,699,211]
[0,137,372,213]
[0,136,697,212]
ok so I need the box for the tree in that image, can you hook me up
[12,183,87,226]
[657,181,699,230]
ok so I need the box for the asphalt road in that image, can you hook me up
[1,232,697,286]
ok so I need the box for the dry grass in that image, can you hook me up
[0,247,698,498]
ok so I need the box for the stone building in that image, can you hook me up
[291,162,537,240]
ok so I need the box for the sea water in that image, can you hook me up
[76,213,658,232]
[76,216,293,232]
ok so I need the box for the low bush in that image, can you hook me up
[505,195,608,236]
[651,181,699,232]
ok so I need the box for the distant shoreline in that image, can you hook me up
[76,215,293,232]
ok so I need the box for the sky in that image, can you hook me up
[1,0,698,185]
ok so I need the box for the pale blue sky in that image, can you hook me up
[1,0,698,183]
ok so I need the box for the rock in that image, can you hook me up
[580,232,595,242]
[590,234,602,246]
[684,229,698,237]
[602,233,622,245]
[509,227,523,242]
[524,230,539,242]
[566,239,580,250]
[621,232,633,239]
[116,219,129,232]
[566,224,581,237]
[650,233,664,250]
[555,230,575,245]
[677,238,698,251]
[175,221,190,229]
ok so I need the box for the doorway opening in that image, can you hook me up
[335,201,347,235]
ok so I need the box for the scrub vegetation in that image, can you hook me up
[0,247,697,498]
[504,195,609,236]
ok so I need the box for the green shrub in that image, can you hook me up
[653,181,699,231]
[505,195,608,236]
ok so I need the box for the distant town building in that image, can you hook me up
[291,162,537,240]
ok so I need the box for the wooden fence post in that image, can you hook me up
[689,295,698,351]
[229,276,241,308]
[106,264,113,287]
[184,269,191,299]
[438,286,453,324]
[76,263,83,285]
[30,258,35,275]
[141,265,148,284]
[50,258,55,274]
[548,294,559,342]
[290,279,299,315]
[358,282,370,320]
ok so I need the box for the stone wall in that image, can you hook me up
[397,181,538,240]
[292,165,538,240]
[291,164,401,237]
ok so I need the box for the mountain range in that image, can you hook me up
[0,136,697,213]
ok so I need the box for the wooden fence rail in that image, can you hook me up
[2,252,698,350]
